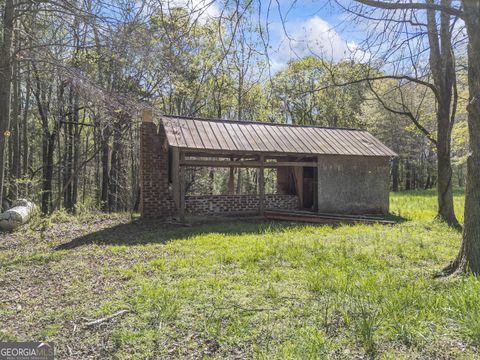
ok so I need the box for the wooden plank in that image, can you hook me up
[182,159,261,167]
[259,155,265,216]
[268,161,317,167]
[293,166,304,209]
[228,164,235,195]
[180,159,318,168]
[270,208,387,220]
[264,211,395,225]
[179,151,186,222]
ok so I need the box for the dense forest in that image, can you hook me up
[0,0,470,218]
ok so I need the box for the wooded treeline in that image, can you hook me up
[0,0,470,216]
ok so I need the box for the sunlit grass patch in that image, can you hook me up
[2,190,478,358]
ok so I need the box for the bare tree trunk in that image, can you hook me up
[426,0,459,227]
[437,141,457,225]
[34,69,63,214]
[22,64,30,178]
[391,157,399,192]
[108,124,121,212]
[405,161,412,190]
[446,1,480,275]
[101,127,110,212]
[72,99,80,210]
[11,50,20,183]
[0,0,15,210]
[64,87,74,211]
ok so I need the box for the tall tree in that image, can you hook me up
[0,0,15,210]
[448,0,480,274]
[342,0,462,226]
[355,0,480,274]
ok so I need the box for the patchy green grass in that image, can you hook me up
[1,189,478,359]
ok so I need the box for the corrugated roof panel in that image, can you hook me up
[159,116,397,157]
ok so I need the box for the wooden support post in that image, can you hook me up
[317,155,321,213]
[172,147,180,209]
[228,156,235,195]
[259,155,265,216]
[179,151,186,222]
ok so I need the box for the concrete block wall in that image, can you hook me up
[140,122,176,218]
[317,155,390,215]
[185,194,299,215]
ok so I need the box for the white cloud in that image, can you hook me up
[189,0,220,22]
[162,0,220,23]
[271,16,364,70]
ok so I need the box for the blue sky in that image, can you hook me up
[187,0,365,69]
[255,0,365,70]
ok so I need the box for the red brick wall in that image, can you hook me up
[185,194,299,215]
[140,122,176,218]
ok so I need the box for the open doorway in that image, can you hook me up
[302,167,317,211]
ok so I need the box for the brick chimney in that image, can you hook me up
[139,108,176,218]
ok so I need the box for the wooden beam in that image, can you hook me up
[176,147,337,159]
[180,159,317,168]
[179,151,186,222]
[181,159,260,167]
[264,210,395,225]
[228,156,235,195]
[268,161,317,168]
[259,155,265,216]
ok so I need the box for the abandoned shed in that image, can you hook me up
[139,109,397,220]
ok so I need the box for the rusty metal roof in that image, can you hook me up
[160,115,397,157]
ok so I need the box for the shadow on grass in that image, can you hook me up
[55,218,298,250]
[56,211,406,251]
[385,213,408,223]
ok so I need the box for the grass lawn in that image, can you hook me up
[1,189,479,359]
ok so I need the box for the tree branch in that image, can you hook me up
[355,0,464,18]
[368,81,438,146]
